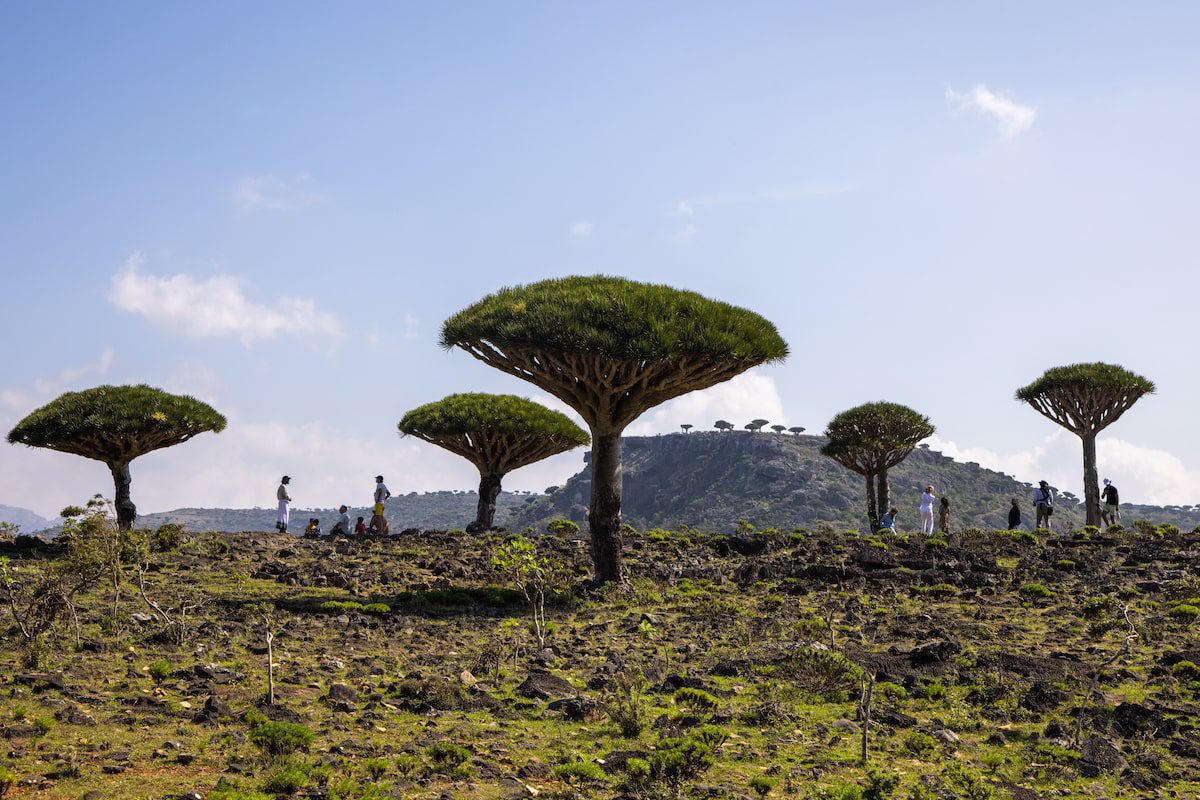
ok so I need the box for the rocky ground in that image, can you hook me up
[1,521,1198,799]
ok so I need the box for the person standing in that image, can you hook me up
[937,496,950,535]
[276,476,292,533]
[1008,498,1022,530]
[879,507,899,534]
[1033,480,1054,530]
[371,475,391,535]
[1101,478,1120,526]
[919,486,936,535]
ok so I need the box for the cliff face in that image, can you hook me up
[507,431,1177,534]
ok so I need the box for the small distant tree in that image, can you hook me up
[7,385,226,529]
[820,402,935,532]
[770,424,786,434]
[714,420,734,432]
[788,427,806,436]
[399,394,589,531]
[441,276,787,583]
[745,418,769,432]
[680,424,693,434]
[1016,363,1155,527]
[492,536,564,649]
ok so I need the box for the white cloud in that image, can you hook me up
[233,173,322,212]
[108,254,343,345]
[945,84,1036,139]
[1,348,115,415]
[928,431,1200,506]
[569,221,594,239]
[627,370,788,435]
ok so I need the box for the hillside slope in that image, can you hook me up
[511,431,1200,533]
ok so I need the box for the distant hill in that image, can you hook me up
[0,504,55,533]
[508,432,1200,534]
[135,490,541,533]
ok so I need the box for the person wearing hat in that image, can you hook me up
[1101,478,1120,526]
[370,475,391,535]
[1007,498,1022,530]
[276,475,292,533]
[330,504,351,537]
[1033,480,1054,530]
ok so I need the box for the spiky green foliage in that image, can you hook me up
[7,384,227,461]
[820,402,935,474]
[441,275,787,364]
[1015,362,1154,434]
[399,393,588,450]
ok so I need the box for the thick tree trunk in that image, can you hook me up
[865,472,879,533]
[109,461,136,531]
[473,473,503,531]
[588,431,625,585]
[876,470,891,523]
[1081,432,1100,527]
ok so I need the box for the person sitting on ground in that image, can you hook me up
[304,517,321,537]
[1033,480,1054,530]
[354,516,367,535]
[330,505,351,537]
[1008,498,1022,530]
[1101,478,1120,526]
[937,496,950,535]
[879,507,899,534]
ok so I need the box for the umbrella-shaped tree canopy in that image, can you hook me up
[399,393,589,531]
[7,385,226,529]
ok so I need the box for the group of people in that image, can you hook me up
[275,474,393,536]
[877,478,1121,535]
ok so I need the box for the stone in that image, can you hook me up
[908,639,962,665]
[328,683,358,704]
[516,671,576,701]
[933,729,960,745]
[1079,735,1126,777]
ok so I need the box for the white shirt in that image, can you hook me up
[920,492,935,512]
[277,484,291,502]
[374,482,390,504]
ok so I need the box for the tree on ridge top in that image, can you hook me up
[820,402,935,532]
[6,384,226,530]
[441,275,788,583]
[398,393,589,532]
[1016,362,1155,527]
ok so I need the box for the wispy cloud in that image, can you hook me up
[233,173,322,212]
[569,221,594,239]
[945,84,1036,139]
[665,183,857,241]
[0,348,115,415]
[108,253,342,345]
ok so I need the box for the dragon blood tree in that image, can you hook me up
[1016,362,1155,527]
[398,393,589,532]
[441,275,788,583]
[821,402,935,533]
[7,385,226,530]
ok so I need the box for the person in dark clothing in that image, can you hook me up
[1008,498,1022,530]
[937,496,950,534]
[1101,478,1120,526]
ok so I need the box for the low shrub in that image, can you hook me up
[546,518,579,537]
[320,600,363,613]
[426,742,472,773]
[1020,583,1053,600]
[249,722,314,759]
[394,753,422,776]
[263,762,309,795]
[864,770,900,800]
[902,730,938,758]
[147,658,172,686]
[1081,596,1116,619]
[750,775,777,797]
[552,761,607,786]
[1168,604,1200,622]
[361,603,390,615]
[0,767,15,799]
[673,687,719,710]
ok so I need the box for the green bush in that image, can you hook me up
[552,761,607,785]
[864,770,900,800]
[33,715,54,735]
[546,518,579,537]
[320,600,364,613]
[750,775,777,797]
[1034,742,1080,766]
[394,753,422,776]
[1168,603,1200,622]
[1171,660,1200,681]
[0,767,15,799]
[940,761,994,800]
[673,686,719,710]
[426,742,472,772]
[208,778,274,800]
[150,522,186,552]
[147,658,171,686]
[624,757,651,789]
[263,762,309,794]
[363,757,389,780]
[1054,559,1075,570]
[1081,596,1116,619]
[778,647,863,700]
[817,784,863,800]
[916,583,957,598]
[361,603,390,615]
[902,730,938,758]
[249,722,314,759]
[690,724,730,749]
[1020,583,1053,600]
[647,736,714,786]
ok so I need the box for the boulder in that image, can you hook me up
[516,671,576,701]
[1079,736,1126,777]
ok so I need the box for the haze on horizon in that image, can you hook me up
[2,3,1199,520]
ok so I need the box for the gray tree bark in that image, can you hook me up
[473,473,503,531]
[109,461,136,531]
[1081,432,1101,527]
[865,472,879,533]
[588,432,625,584]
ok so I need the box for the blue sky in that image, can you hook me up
[3,2,1199,518]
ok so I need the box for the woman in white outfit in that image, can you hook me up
[276,475,292,532]
[919,485,935,535]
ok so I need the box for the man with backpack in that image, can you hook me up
[1033,480,1054,530]
[1101,478,1120,526]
